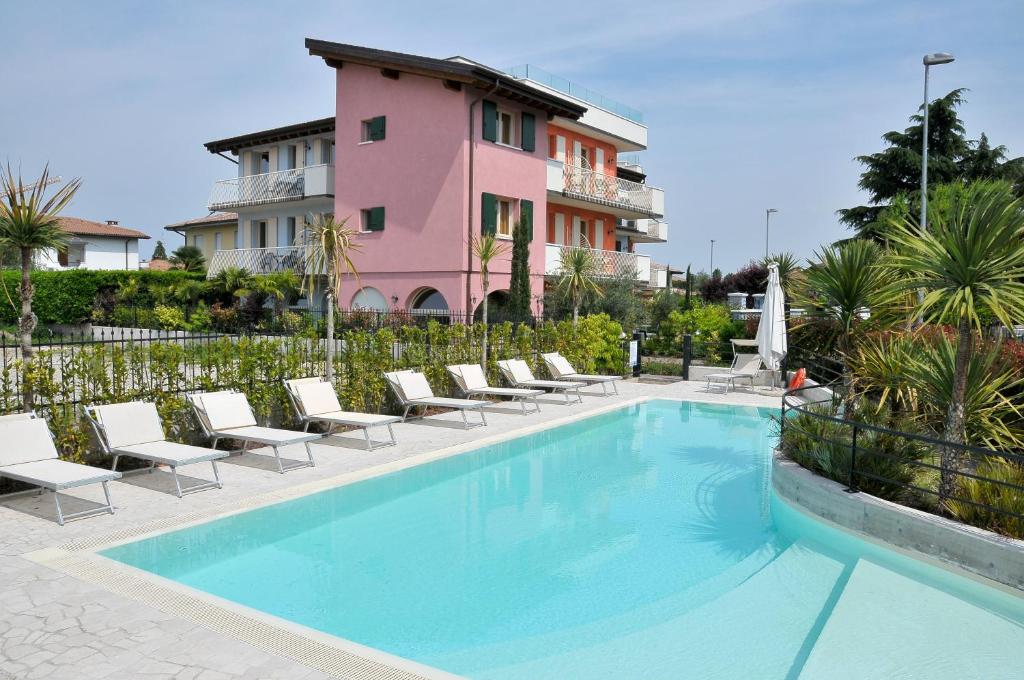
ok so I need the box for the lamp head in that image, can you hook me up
[923,52,955,66]
[767,208,779,214]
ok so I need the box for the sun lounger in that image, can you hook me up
[284,377,401,450]
[447,364,543,415]
[0,412,120,525]
[187,390,320,473]
[497,359,584,404]
[705,353,763,392]
[541,352,622,396]
[384,370,491,428]
[84,401,227,498]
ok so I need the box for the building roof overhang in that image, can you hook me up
[204,117,335,155]
[304,39,587,120]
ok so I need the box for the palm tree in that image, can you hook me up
[885,180,1024,500]
[471,233,510,366]
[763,251,805,299]
[304,215,362,381]
[0,165,80,408]
[557,245,603,327]
[170,244,206,272]
[168,279,208,317]
[253,270,301,317]
[799,240,897,410]
[210,266,255,303]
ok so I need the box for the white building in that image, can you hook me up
[37,218,150,271]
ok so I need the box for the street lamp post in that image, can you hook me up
[920,52,955,231]
[710,239,716,273]
[765,208,778,259]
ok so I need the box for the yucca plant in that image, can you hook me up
[557,245,604,328]
[763,251,805,299]
[845,331,920,414]
[947,457,1024,539]
[0,165,81,408]
[304,215,362,381]
[885,180,1024,499]
[471,233,509,366]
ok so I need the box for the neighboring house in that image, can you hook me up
[164,212,239,264]
[200,40,670,312]
[38,218,150,271]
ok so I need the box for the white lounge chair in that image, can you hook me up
[84,401,227,498]
[705,353,763,392]
[447,364,543,415]
[283,377,401,450]
[384,370,491,428]
[0,412,120,525]
[542,352,622,396]
[497,359,584,404]
[187,391,321,473]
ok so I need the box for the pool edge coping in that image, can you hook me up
[24,395,654,680]
[772,451,1024,596]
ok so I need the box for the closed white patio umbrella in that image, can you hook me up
[756,264,787,387]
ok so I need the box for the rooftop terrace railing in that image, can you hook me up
[506,64,644,123]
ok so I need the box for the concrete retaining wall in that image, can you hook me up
[772,451,1024,591]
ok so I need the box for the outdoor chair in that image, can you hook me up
[0,412,120,525]
[497,359,584,404]
[447,364,543,415]
[704,353,764,392]
[541,352,622,396]
[187,390,320,473]
[383,370,491,428]
[84,401,227,498]
[284,377,401,450]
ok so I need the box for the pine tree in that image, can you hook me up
[507,215,532,321]
[152,240,167,260]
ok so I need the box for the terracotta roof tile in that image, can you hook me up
[58,217,150,240]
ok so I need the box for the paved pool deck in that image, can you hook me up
[0,379,780,680]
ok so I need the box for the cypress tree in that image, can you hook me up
[508,215,532,320]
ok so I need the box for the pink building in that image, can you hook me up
[193,41,670,316]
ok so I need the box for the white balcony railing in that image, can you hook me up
[548,160,664,218]
[641,219,668,241]
[207,164,334,211]
[545,244,651,283]
[207,246,310,278]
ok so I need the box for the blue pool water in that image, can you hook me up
[104,400,1024,678]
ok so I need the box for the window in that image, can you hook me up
[233,229,239,248]
[284,217,296,246]
[496,199,514,238]
[320,139,335,164]
[285,145,297,170]
[360,116,386,143]
[214,232,222,251]
[252,221,267,248]
[193,234,205,250]
[304,142,313,166]
[498,110,516,147]
[361,207,385,232]
[257,151,270,174]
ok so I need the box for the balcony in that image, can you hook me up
[649,263,670,289]
[618,218,669,243]
[207,246,311,278]
[207,164,334,211]
[546,160,664,219]
[545,244,651,284]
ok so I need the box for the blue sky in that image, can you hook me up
[3,0,1022,272]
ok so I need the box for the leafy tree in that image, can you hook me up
[0,165,81,408]
[885,180,1024,500]
[471,233,509,365]
[152,240,167,260]
[683,264,692,310]
[169,244,206,272]
[723,261,768,298]
[839,89,1022,239]
[507,215,532,322]
[699,268,727,302]
[304,214,362,381]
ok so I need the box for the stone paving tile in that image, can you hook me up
[0,380,779,678]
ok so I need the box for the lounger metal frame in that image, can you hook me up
[283,379,399,451]
[188,391,316,474]
[1,411,116,525]
[496,361,584,404]
[83,404,224,498]
[447,365,542,415]
[384,371,488,429]
[542,353,621,396]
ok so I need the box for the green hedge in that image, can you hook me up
[0,269,204,325]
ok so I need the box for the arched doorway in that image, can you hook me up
[351,286,388,312]
[409,287,449,313]
[473,290,510,322]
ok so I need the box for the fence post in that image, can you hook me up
[631,331,642,377]
[845,423,859,493]
[682,334,692,381]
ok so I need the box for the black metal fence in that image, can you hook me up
[779,351,1024,539]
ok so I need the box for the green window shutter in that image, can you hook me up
[368,206,385,231]
[520,199,534,240]
[369,116,386,141]
[482,100,497,142]
[521,112,536,152]
[481,193,496,234]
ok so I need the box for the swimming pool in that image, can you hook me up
[103,400,1024,679]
